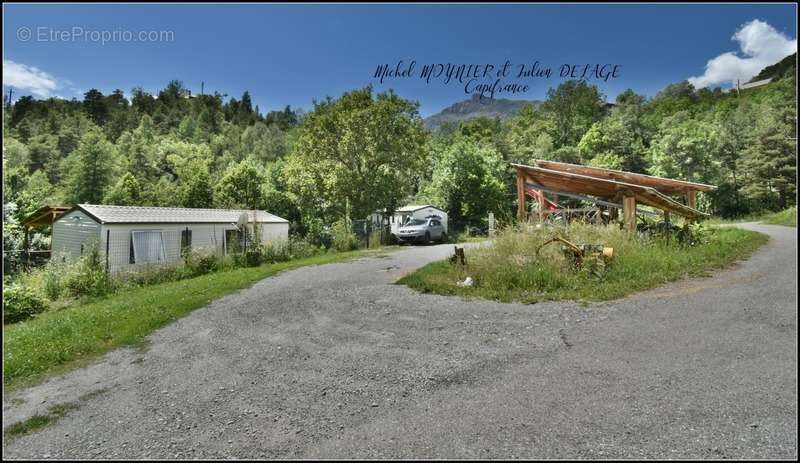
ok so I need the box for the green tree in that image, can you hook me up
[62,128,118,203]
[2,137,30,171]
[506,104,555,164]
[419,139,508,225]
[738,105,797,210]
[13,170,55,221]
[181,169,215,208]
[285,86,427,221]
[215,160,267,209]
[542,80,607,148]
[241,122,289,163]
[83,89,110,126]
[647,111,720,184]
[103,172,142,205]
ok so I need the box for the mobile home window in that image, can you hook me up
[225,229,243,254]
[131,231,166,264]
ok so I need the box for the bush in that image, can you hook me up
[331,218,359,252]
[184,248,222,275]
[63,246,115,298]
[288,237,323,259]
[41,253,70,300]
[3,284,48,324]
[262,240,291,263]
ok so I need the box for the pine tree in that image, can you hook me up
[63,128,118,203]
[104,173,142,205]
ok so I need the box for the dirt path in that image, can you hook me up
[3,224,796,459]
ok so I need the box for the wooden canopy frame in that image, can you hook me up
[17,205,70,266]
[20,205,70,229]
[513,161,716,230]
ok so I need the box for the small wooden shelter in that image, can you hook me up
[512,160,716,230]
[18,205,70,264]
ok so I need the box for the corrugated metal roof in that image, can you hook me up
[66,204,288,224]
[396,204,443,212]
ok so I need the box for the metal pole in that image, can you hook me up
[105,229,110,274]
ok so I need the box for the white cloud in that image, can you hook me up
[688,19,796,89]
[2,60,60,98]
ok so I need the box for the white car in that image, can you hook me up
[396,217,447,244]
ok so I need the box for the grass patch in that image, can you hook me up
[706,206,797,227]
[398,224,768,304]
[762,206,797,227]
[3,248,391,391]
[3,402,78,440]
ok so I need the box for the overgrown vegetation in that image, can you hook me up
[2,284,47,324]
[3,236,328,324]
[398,224,768,304]
[3,247,388,390]
[762,206,797,227]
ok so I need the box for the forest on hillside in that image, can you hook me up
[3,54,797,256]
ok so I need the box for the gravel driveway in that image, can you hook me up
[3,223,796,459]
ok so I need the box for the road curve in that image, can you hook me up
[3,223,796,459]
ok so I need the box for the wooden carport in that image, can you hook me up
[512,161,716,230]
[19,205,70,265]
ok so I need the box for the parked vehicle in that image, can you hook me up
[396,217,447,244]
[369,205,448,241]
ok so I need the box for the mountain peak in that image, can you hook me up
[424,96,541,130]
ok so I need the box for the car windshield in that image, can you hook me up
[404,219,427,226]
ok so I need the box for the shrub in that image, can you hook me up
[41,253,70,300]
[303,217,331,248]
[3,284,48,324]
[289,237,323,259]
[118,263,188,287]
[184,248,221,275]
[331,218,359,252]
[368,230,383,249]
[63,246,115,298]
[262,240,291,263]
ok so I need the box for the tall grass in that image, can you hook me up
[762,206,797,227]
[398,223,768,304]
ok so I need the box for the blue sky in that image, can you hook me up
[3,3,796,117]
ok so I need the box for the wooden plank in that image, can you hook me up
[516,170,526,222]
[687,190,697,209]
[512,164,710,219]
[623,193,637,231]
[531,159,716,194]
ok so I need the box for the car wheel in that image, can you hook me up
[440,232,447,243]
[425,231,430,244]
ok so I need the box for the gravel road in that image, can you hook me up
[3,223,796,459]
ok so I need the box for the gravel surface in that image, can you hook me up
[2,223,796,459]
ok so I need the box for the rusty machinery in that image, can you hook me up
[535,236,614,273]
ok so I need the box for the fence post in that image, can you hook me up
[105,229,110,274]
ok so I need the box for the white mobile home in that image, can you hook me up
[370,205,448,238]
[52,204,289,273]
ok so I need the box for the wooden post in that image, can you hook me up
[538,190,546,223]
[609,207,618,221]
[516,170,526,222]
[686,190,697,210]
[623,193,637,232]
[23,226,30,266]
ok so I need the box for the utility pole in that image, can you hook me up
[200,81,204,96]
[6,88,13,108]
